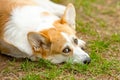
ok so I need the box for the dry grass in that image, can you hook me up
[0,0,120,80]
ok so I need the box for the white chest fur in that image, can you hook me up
[4,6,59,56]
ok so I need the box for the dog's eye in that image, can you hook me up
[63,47,71,53]
[74,38,78,45]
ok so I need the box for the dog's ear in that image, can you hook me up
[27,32,51,52]
[61,3,76,29]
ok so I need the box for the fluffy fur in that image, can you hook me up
[0,0,90,64]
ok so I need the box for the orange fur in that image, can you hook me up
[53,20,76,35]
[41,12,50,16]
[0,0,76,62]
[0,0,38,56]
[0,0,37,38]
[28,27,70,59]
[37,21,75,58]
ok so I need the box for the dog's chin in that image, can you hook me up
[46,54,69,64]
[47,55,91,64]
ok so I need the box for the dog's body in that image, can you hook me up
[0,0,90,64]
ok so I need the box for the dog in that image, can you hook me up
[0,0,91,64]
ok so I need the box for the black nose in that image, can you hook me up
[83,57,91,64]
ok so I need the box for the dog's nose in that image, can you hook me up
[83,57,91,64]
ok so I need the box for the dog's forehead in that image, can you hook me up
[49,30,75,44]
[48,29,66,42]
[53,20,76,34]
[48,30,68,52]
[61,32,75,42]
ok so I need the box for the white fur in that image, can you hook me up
[78,39,86,48]
[61,32,90,63]
[33,0,66,17]
[47,54,69,64]
[2,0,90,64]
[4,6,60,57]
[72,47,90,63]
[63,4,76,29]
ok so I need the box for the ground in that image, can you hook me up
[0,0,120,80]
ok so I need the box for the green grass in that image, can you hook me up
[21,57,120,79]
[88,40,110,53]
[20,39,115,79]
[76,20,98,36]
[0,0,120,80]
[111,33,120,42]
[24,1,120,79]
[22,73,41,80]
[21,59,35,71]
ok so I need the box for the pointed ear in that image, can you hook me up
[27,32,51,52]
[61,3,76,29]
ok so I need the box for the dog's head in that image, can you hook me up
[28,4,91,64]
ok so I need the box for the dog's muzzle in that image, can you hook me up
[83,57,91,64]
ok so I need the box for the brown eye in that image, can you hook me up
[74,38,78,45]
[63,47,71,53]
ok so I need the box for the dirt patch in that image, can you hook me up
[0,54,11,71]
[0,0,120,79]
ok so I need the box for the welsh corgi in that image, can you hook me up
[0,0,91,64]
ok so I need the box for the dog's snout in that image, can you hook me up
[83,57,91,64]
